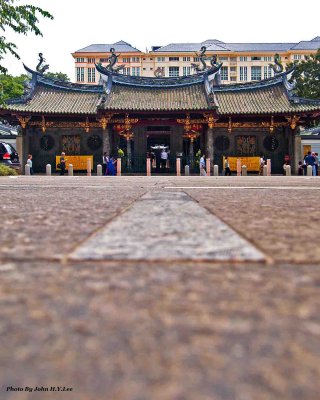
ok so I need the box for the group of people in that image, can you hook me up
[199,155,232,176]
[102,152,117,176]
[147,148,170,172]
[297,151,319,176]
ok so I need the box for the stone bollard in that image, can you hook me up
[117,158,121,176]
[242,165,247,176]
[263,165,268,176]
[97,164,102,176]
[237,159,241,176]
[68,164,73,176]
[185,165,190,176]
[267,159,271,176]
[25,164,30,175]
[206,158,211,176]
[214,164,219,176]
[87,158,91,176]
[286,165,291,176]
[46,164,51,176]
[146,158,151,176]
[176,158,181,176]
[307,165,312,176]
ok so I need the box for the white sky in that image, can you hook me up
[2,0,320,81]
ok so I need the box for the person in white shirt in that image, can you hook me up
[161,148,168,171]
[200,154,206,176]
[27,154,34,175]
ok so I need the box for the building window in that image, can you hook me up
[100,58,108,63]
[122,67,130,75]
[87,67,96,82]
[87,58,95,63]
[230,77,237,81]
[263,56,272,61]
[169,66,179,77]
[251,56,261,61]
[239,56,247,61]
[183,56,190,62]
[76,57,85,63]
[169,57,179,61]
[194,57,200,62]
[251,66,261,80]
[219,57,229,61]
[230,66,237,72]
[157,57,165,62]
[264,66,273,79]
[221,66,228,81]
[183,66,191,76]
[131,57,140,62]
[239,66,248,81]
[122,57,130,63]
[294,54,302,60]
[76,67,84,82]
[230,57,237,62]
[132,67,140,76]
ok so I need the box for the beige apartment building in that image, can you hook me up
[72,37,320,84]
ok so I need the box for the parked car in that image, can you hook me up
[0,141,21,170]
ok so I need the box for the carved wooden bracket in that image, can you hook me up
[17,115,31,129]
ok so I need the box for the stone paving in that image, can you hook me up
[0,176,320,400]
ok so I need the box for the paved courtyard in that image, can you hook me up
[0,176,320,400]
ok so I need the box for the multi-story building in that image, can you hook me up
[72,37,320,84]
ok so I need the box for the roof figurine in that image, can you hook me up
[96,48,125,73]
[36,53,49,74]
[269,53,284,75]
[190,47,223,75]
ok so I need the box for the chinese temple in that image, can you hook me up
[1,50,320,173]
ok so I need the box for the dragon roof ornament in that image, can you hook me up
[191,46,223,75]
[96,48,125,74]
[36,53,49,74]
[269,53,284,75]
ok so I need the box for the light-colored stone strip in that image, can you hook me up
[70,191,266,263]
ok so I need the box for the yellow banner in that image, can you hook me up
[223,157,260,172]
[56,155,93,171]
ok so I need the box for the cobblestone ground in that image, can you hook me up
[0,176,320,400]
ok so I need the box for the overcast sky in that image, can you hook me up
[3,0,320,81]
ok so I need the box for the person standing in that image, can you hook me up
[224,156,231,176]
[314,152,319,176]
[106,157,116,176]
[298,161,304,176]
[199,154,206,176]
[304,151,316,175]
[160,148,168,172]
[59,152,67,176]
[259,155,265,176]
[102,152,109,175]
[27,154,34,175]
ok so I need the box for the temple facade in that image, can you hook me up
[1,51,320,174]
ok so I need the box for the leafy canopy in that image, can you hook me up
[0,73,26,100]
[45,72,70,82]
[288,49,320,99]
[0,0,53,73]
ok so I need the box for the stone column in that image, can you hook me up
[126,138,132,169]
[102,127,111,157]
[205,127,214,161]
[293,132,302,175]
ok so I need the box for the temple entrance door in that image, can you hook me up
[147,131,173,173]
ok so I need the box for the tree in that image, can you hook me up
[0,0,53,74]
[0,73,27,101]
[288,49,320,99]
[45,72,70,82]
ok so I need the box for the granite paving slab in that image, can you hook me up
[70,191,266,262]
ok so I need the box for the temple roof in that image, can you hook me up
[3,65,320,116]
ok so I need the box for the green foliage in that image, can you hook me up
[0,0,53,74]
[0,73,27,101]
[288,49,320,99]
[45,72,70,82]
[0,164,18,176]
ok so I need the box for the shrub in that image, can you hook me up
[0,164,18,176]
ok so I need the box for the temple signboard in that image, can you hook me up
[223,156,260,172]
[55,156,93,171]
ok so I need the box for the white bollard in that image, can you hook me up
[68,164,73,176]
[46,164,51,176]
[206,158,211,176]
[97,164,102,176]
[146,158,151,176]
[87,158,91,176]
[263,165,268,176]
[117,158,121,176]
[25,164,30,175]
[286,165,291,176]
[242,165,247,176]
[176,158,181,176]
[307,165,312,176]
[213,164,219,176]
[267,159,271,176]
[237,159,241,176]
[185,165,190,176]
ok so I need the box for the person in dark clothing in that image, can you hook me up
[298,161,303,176]
[305,151,316,175]
[59,152,67,176]
[224,157,231,176]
